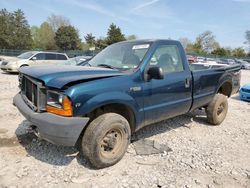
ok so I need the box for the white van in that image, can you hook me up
[1,51,69,73]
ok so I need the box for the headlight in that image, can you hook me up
[47,90,64,108]
[46,90,72,116]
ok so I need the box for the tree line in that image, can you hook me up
[180,31,250,58]
[0,8,250,58]
[0,9,131,51]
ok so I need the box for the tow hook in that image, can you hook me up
[27,125,41,138]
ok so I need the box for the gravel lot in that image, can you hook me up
[0,70,249,188]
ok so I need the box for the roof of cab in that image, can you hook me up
[116,39,180,44]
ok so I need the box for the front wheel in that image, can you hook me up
[206,94,228,125]
[81,113,131,169]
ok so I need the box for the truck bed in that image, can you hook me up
[189,64,241,111]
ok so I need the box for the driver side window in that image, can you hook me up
[34,53,45,60]
[149,45,184,74]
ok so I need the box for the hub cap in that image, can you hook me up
[100,127,124,158]
[217,103,225,116]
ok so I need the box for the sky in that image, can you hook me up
[1,0,250,48]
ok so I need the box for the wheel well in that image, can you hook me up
[85,103,136,133]
[218,81,232,97]
[20,64,28,67]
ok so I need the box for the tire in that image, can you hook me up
[81,113,131,169]
[206,94,228,125]
[20,64,28,67]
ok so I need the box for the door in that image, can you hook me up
[44,53,58,65]
[143,44,192,125]
[29,53,46,66]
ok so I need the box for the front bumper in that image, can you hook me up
[240,91,250,102]
[13,94,89,146]
[1,64,18,72]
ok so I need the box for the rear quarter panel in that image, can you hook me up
[191,69,223,111]
[191,65,241,111]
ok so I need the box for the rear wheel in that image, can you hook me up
[81,113,131,169]
[206,94,228,125]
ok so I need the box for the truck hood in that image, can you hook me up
[19,65,125,89]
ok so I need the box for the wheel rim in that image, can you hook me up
[217,103,225,116]
[100,126,125,159]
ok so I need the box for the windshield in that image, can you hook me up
[17,52,35,59]
[88,42,151,71]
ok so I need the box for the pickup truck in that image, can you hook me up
[13,39,241,168]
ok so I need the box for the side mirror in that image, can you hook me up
[31,56,37,60]
[147,66,164,80]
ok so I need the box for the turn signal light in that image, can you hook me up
[46,96,73,117]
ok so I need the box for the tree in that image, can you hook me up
[31,26,40,49]
[194,31,219,53]
[106,23,125,45]
[55,25,81,50]
[47,14,70,32]
[0,9,32,49]
[84,33,95,47]
[245,30,250,52]
[30,22,57,50]
[39,22,57,50]
[232,47,246,57]
[95,38,108,49]
[179,37,193,52]
[211,47,228,57]
[0,9,12,48]
[192,41,206,55]
[225,47,232,57]
[126,35,137,40]
[185,43,195,54]
[11,9,32,49]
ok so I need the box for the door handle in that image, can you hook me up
[185,78,191,88]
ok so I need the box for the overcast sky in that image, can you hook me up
[1,0,250,48]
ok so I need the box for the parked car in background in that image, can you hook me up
[1,51,69,73]
[235,59,250,69]
[218,58,236,65]
[0,55,20,64]
[241,61,250,70]
[62,58,79,66]
[190,62,229,70]
[196,56,205,63]
[240,84,250,101]
[243,59,250,63]
[205,58,217,64]
[63,56,92,66]
[74,55,93,63]
[187,55,197,63]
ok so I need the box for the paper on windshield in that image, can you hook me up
[132,44,150,50]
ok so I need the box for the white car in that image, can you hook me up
[190,62,229,71]
[1,51,69,73]
[197,56,205,63]
[204,58,217,64]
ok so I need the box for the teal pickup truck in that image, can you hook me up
[14,39,241,168]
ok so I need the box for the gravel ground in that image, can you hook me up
[0,70,250,188]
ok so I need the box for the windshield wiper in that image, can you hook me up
[97,64,117,70]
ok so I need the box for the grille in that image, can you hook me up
[19,73,46,112]
[242,88,250,93]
